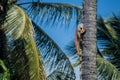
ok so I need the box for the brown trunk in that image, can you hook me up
[81,0,97,80]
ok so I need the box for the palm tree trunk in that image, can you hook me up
[81,0,97,80]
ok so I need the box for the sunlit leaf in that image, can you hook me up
[1,5,46,80]
[97,57,120,80]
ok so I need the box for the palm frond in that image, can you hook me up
[97,16,119,49]
[97,15,120,71]
[0,59,10,80]
[102,48,120,71]
[1,5,35,39]
[97,17,111,49]
[47,70,74,80]
[1,5,46,80]
[97,57,120,80]
[65,40,78,57]
[105,24,118,40]
[32,22,75,79]
[8,0,17,4]
[108,14,120,35]
[65,40,79,67]
[19,2,82,28]
[72,59,80,67]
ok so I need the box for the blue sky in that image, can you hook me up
[98,0,120,17]
[41,0,120,79]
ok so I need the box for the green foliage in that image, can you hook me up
[1,5,46,80]
[0,0,82,80]
[8,0,17,4]
[0,59,10,80]
[97,15,120,71]
[97,57,120,80]
[95,15,120,80]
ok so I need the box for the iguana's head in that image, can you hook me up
[77,23,86,35]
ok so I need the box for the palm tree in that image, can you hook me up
[1,0,120,80]
[0,0,83,80]
[82,0,97,80]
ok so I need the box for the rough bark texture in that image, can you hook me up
[81,0,97,80]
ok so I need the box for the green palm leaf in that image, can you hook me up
[97,57,120,80]
[0,59,10,80]
[97,16,119,49]
[8,0,17,4]
[1,5,46,80]
[32,22,75,79]
[108,14,120,35]
[97,15,120,71]
[19,2,82,28]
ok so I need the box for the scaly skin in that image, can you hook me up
[75,23,86,56]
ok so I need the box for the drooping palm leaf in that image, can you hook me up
[1,5,46,80]
[19,2,82,28]
[97,17,112,49]
[97,16,119,49]
[32,22,75,79]
[108,14,120,35]
[97,15,120,71]
[97,56,120,80]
